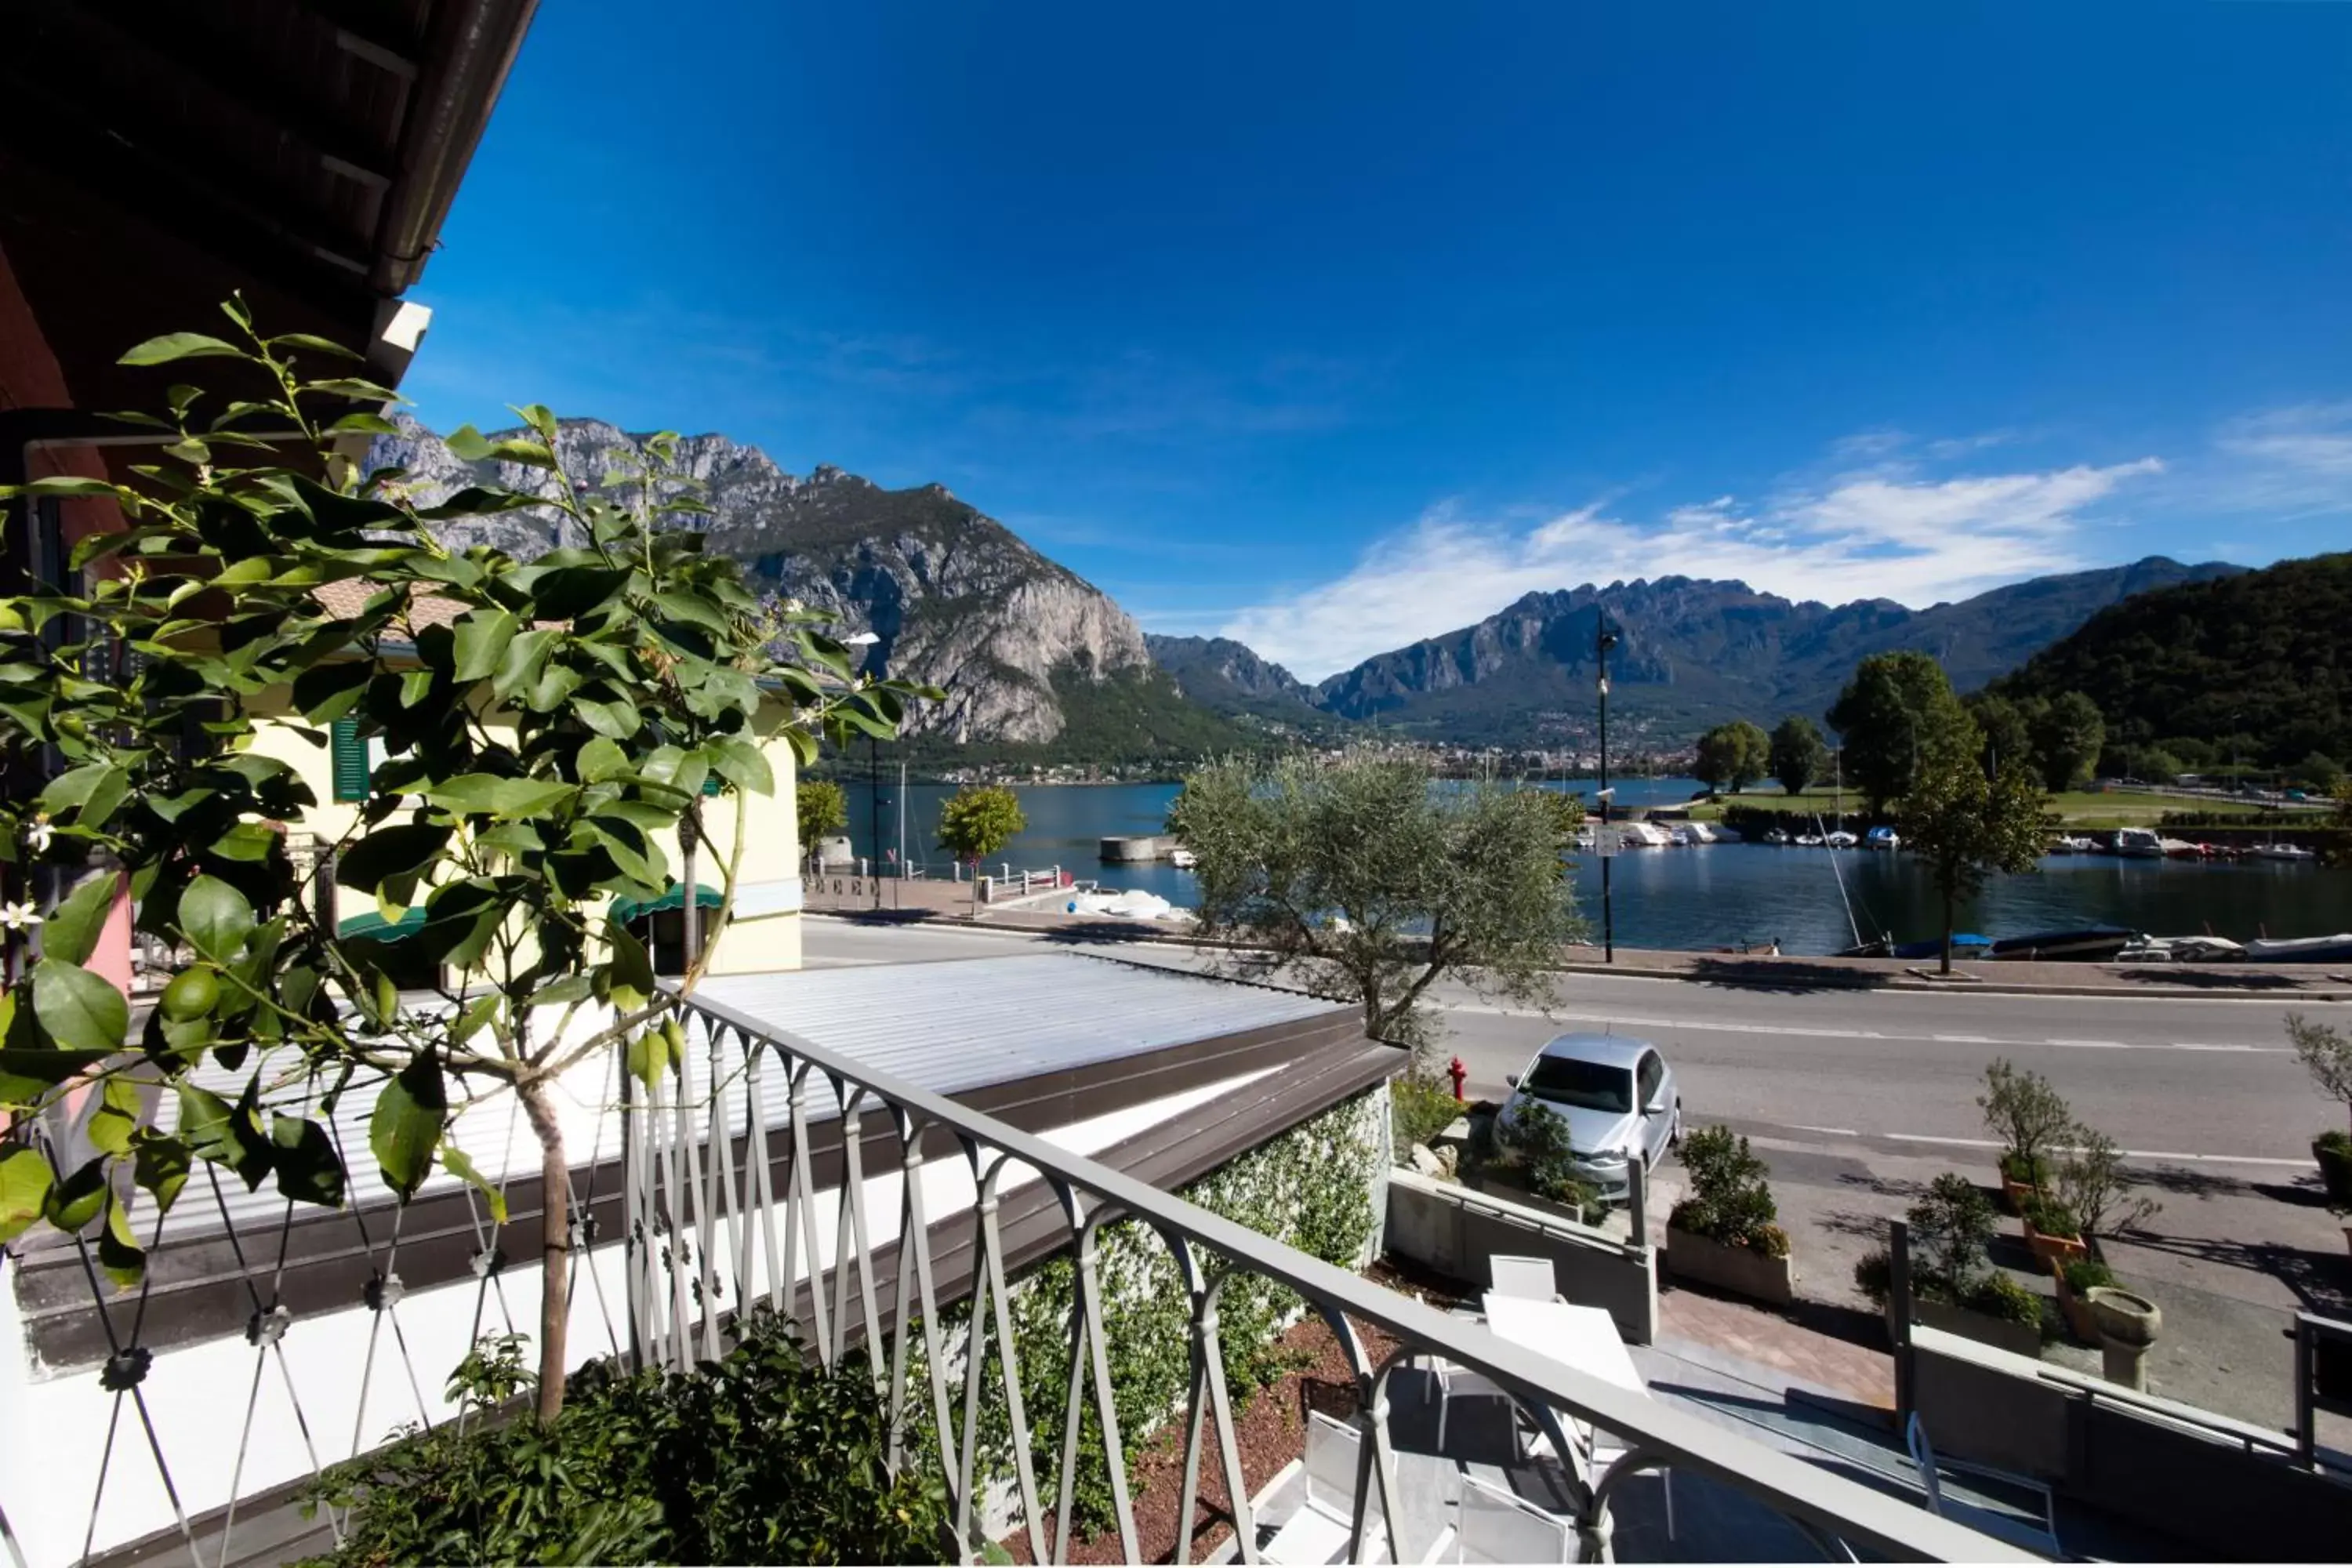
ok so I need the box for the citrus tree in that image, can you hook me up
[936,784,1025,911]
[0,300,925,1417]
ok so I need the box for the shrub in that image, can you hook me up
[2020,1193,2082,1241]
[2053,1123,2161,1236]
[2061,1258,2117,1294]
[1910,1173,1998,1298]
[1669,1124,1782,1254]
[307,1312,947,1566]
[1968,1272,2046,1329]
[1980,1060,2074,1182]
[1497,1102,1601,1216]
[1854,1249,1893,1305]
[1998,1150,2053,1189]
[1391,1073,1465,1156]
[2288,1013,2352,1138]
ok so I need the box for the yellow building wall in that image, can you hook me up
[244,702,802,977]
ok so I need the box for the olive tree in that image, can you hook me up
[1897,736,2053,974]
[937,783,1025,912]
[0,301,922,1418]
[1167,750,1585,1054]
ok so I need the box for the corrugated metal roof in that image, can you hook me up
[135,953,1344,1240]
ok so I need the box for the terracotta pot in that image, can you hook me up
[2024,1221,2088,1266]
[2085,1286,2162,1348]
[2054,1271,2103,1342]
[2000,1175,2039,1216]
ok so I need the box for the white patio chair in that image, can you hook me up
[1455,1472,1573,1565]
[1488,1254,1558,1301]
[1263,1412,1363,1564]
[1905,1414,2061,1556]
[1424,1357,1523,1464]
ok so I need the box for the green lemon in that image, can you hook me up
[161,966,220,1021]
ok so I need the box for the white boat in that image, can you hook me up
[1683,822,1720,844]
[1065,889,1179,921]
[1169,847,1198,869]
[2250,843,2317,862]
[2245,932,2352,963]
[1794,833,1824,848]
[1713,826,1743,844]
[2049,835,2097,855]
[1762,829,1790,845]
[2112,828,2164,858]
[1619,821,1675,848]
[1824,830,1859,850]
[2143,935,2245,963]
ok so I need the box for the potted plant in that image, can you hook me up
[1979,1058,2072,1214]
[2019,1192,2087,1265]
[1479,1102,1607,1227]
[1853,1173,2048,1359]
[1666,1125,1795,1305]
[2055,1256,2115,1341]
[2287,1014,2352,1210]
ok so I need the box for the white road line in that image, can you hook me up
[1881,1131,2309,1168]
[1788,1123,1860,1138]
[1452,1005,2289,1053]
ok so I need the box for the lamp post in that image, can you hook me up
[845,631,882,908]
[1596,612,1620,964]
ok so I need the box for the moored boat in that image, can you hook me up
[1864,826,1901,851]
[2112,828,2163,858]
[1824,829,1859,850]
[1987,924,2141,962]
[2244,933,2352,963]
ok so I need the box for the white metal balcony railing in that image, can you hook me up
[2,985,2024,1567]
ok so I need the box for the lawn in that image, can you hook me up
[1689,784,2288,828]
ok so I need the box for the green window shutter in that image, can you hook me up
[331,720,371,802]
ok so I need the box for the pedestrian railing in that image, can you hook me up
[2,988,2024,1567]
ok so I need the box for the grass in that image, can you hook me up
[1686,783,2245,828]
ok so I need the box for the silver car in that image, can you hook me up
[1496,1033,1682,1203]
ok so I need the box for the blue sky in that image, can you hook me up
[404,1,2352,680]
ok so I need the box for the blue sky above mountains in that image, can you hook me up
[404,1,2352,679]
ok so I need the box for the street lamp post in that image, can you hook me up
[845,632,883,908]
[1596,612,1620,964]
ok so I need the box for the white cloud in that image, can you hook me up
[1217,456,2164,680]
[2215,402,2352,487]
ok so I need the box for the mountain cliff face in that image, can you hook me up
[1143,633,1317,717]
[1310,558,2242,743]
[370,416,1152,744]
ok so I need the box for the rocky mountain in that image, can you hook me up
[1143,634,1319,717]
[1309,557,2243,745]
[370,416,1159,746]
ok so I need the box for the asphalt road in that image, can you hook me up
[801,916,2352,1170]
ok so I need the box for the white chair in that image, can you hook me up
[1455,1473,1573,1565]
[1263,1412,1365,1564]
[1905,1414,2060,1556]
[1424,1358,1523,1464]
[1488,1254,1557,1301]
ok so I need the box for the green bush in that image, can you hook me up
[1392,1073,1465,1155]
[1911,1172,1998,1298]
[1969,1272,2046,1329]
[1499,1102,1601,1214]
[2061,1258,2117,1294]
[2020,1193,2081,1241]
[1998,1150,2053,1189]
[307,1312,947,1566]
[1669,1124,1784,1255]
[1854,1249,1893,1305]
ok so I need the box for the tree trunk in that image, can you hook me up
[1940,886,1955,976]
[518,1076,570,1423]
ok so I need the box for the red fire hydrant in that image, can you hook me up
[1446,1054,1468,1102]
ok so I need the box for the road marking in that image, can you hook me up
[1788,1123,1860,1138]
[1881,1131,2309,1168]
[1453,1005,2291,1054]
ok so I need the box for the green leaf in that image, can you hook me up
[606,920,656,1013]
[0,476,122,499]
[118,332,245,366]
[577,736,627,784]
[336,823,452,892]
[179,875,255,962]
[292,659,373,721]
[46,1156,109,1231]
[176,1082,270,1187]
[88,1075,142,1156]
[398,668,436,708]
[441,1145,507,1224]
[300,377,403,403]
[45,872,118,967]
[270,332,364,361]
[270,1116,346,1208]
[326,411,400,437]
[452,609,520,683]
[451,993,503,1046]
[706,735,775,796]
[99,1192,145,1289]
[526,564,630,620]
[38,760,119,815]
[0,1146,56,1243]
[132,1138,191,1215]
[445,423,556,469]
[651,591,729,634]
[31,960,128,1053]
[492,628,561,702]
[425,775,577,819]
[371,1054,447,1202]
[626,1022,670,1093]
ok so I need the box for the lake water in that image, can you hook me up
[836,777,2352,956]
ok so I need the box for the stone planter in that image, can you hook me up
[2053,1270,2102,1342]
[1890,1296,2044,1360]
[2085,1286,2162,1392]
[1665,1226,1795,1307]
[2024,1220,2087,1267]
[1468,1171,1607,1232]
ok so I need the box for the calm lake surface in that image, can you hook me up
[837,777,2352,956]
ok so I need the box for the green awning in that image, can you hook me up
[339,908,426,942]
[611,883,722,924]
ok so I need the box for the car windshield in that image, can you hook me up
[1523,1055,1634,1113]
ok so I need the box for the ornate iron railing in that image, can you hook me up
[2,985,2024,1567]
